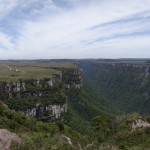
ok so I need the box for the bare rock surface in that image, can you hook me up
[0,129,21,150]
[132,119,150,130]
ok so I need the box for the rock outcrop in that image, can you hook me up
[25,103,68,120]
[132,119,150,130]
[0,129,21,150]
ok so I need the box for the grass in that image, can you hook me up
[0,61,77,82]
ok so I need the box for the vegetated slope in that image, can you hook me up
[1,97,150,150]
[61,65,109,135]
[0,101,91,150]
[91,113,150,149]
[65,80,109,135]
[80,60,150,115]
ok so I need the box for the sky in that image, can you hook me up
[0,0,150,59]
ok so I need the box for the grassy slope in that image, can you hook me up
[0,61,77,81]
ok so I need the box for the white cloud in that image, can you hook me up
[0,32,14,50]
[0,0,150,59]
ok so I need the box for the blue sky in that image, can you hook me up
[0,0,150,59]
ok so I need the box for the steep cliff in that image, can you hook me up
[0,67,82,121]
[80,60,150,114]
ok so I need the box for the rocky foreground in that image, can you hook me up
[0,129,21,150]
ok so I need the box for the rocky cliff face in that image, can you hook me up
[25,103,68,121]
[0,67,82,121]
[62,68,83,90]
[111,63,150,79]
[0,76,60,98]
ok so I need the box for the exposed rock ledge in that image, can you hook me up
[132,119,150,130]
[0,129,21,150]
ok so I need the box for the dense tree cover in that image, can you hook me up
[91,114,150,149]
[64,80,110,135]
[80,60,150,114]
